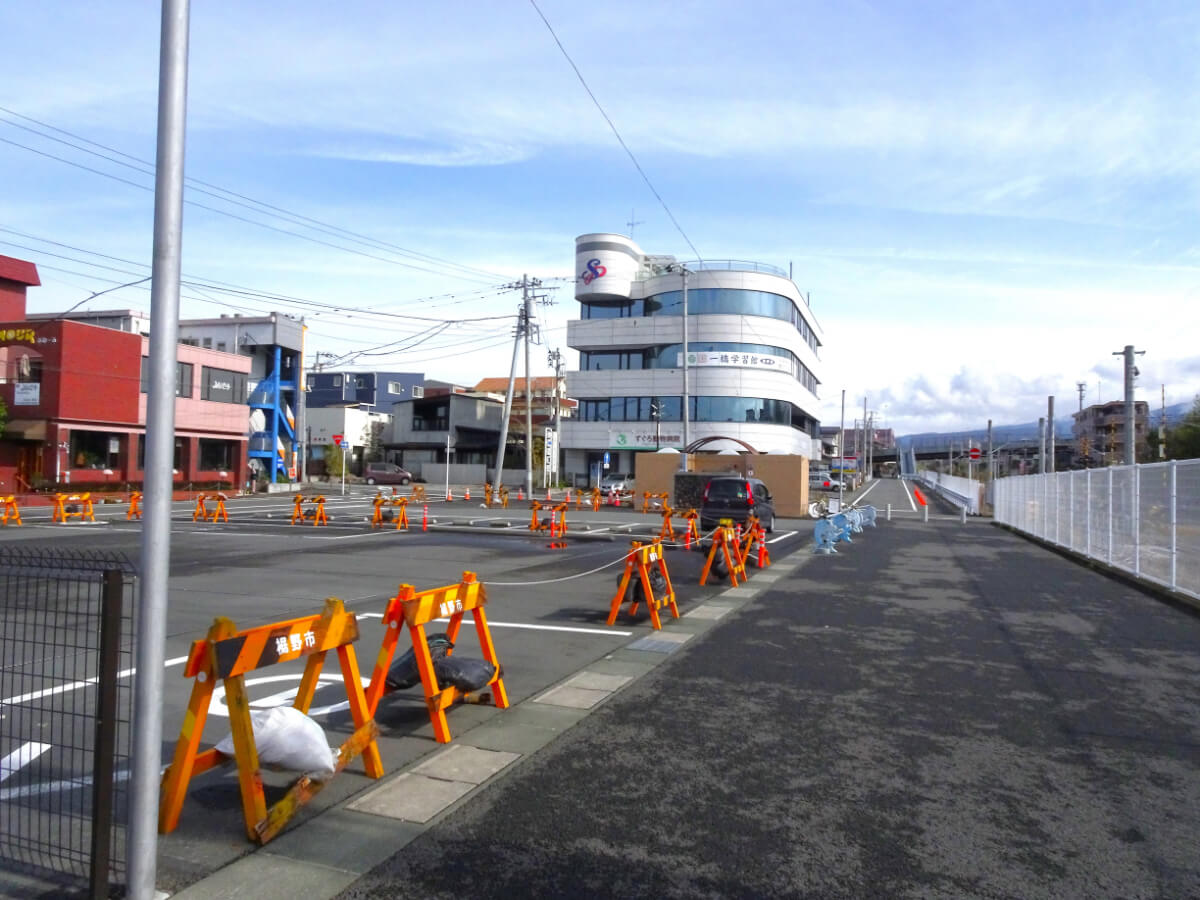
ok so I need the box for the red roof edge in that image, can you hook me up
[0,255,40,287]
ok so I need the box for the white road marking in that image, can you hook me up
[0,741,51,783]
[1,655,189,707]
[899,478,917,510]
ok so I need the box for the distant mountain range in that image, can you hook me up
[898,400,1194,448]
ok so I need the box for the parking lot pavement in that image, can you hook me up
[0,490,812,897]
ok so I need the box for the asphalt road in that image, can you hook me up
[335,481,1200,900]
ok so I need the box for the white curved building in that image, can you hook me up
[562,233,825,485]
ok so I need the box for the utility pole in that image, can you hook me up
[493,298,525,491]
[1047,396,1055,473]
[1112,344,1144,465]
[523,275,534,500]
[986,419,993,482]
[548,348,563,485]
[838,390,845,511]
[1038,417,1046,474]
[1160,384,1167,459]
[862,395,868,484]
[1076,381,1086,412]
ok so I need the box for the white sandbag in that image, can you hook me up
[215,707,337,780]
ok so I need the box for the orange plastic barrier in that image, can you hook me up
[590,487,602,511]
[364,572,509,743]
[682,509,700,549]
[608,538,678,630]
[158,598,383,843]
[499,486,509,509]
[484,483,494,507]
[53,492,95,524]
[291,494,328,526]
[126,491,142,521]
[699,523,747,587]
[0,495,22,526]
[412,485,427,502]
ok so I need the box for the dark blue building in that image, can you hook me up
[306,370,424,410]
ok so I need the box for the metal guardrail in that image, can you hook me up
[993,460,1199,602]
[0,548,137,897]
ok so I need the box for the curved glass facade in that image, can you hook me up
[580,395,793,426]
[581,289,819,353]
[581,341,819,394]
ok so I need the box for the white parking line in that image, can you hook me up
[0,741,51,783]
[1,655,190,707]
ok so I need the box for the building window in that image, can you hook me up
[201,366,248,403]
[217,341,226,352]
[332,375,342,388]
[199,438,235,470]
[202,337,213,349]
[180,337,200,347]
[136,435,185,470]
[70,431,122,470]
[388,381,403,394]
[412,385,424,398]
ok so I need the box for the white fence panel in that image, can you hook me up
[994,459,1200,602]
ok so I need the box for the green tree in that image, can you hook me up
[326,444,347,477]
[0,394,8,435]
[1167,395,1200,460]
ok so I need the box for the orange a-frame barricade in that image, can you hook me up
[364,572,509,744]
[411,485,427,502]
[158,598,383,844]
[658,505,677,541]
[740,514,771,568]
[291,494,328,526]
[590,487,602,511]
[699,523,747,587]
[608,538,678,629]
[207,493,229,523]
[371,494,409,530]
[126,491,142,520]
[192,494,208,522]
[53,492,96,524]
[0,495,22,526]
[641,491,669,514]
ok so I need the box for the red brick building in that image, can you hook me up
[0,254,249,491]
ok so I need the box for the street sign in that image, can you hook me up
[331,433,343,444]
[969,447,981,460]
[338,440,349,450]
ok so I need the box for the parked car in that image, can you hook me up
[699,475,775,532]
[600,473,635,492]
[810,472,843,491]
[364,462,412,485]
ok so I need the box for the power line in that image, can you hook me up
[0,104,509,283]
[527,0,702,262]
[0,226,518,327]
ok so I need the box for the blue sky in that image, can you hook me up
[1,1,1197,436]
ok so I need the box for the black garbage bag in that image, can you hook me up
[433,656,498,692]
[614,568,667,605]
[385,632,454,691]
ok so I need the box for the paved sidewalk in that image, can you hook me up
[166,511,1200,900]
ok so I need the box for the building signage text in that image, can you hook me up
[678,351,792,374]
[610,429,683,450]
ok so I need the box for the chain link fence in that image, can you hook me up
[993,459,1200,602]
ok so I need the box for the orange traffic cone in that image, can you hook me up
[446,488,453,502]
[685,528,692,551]
[546,488,552,501]
[422,504,428,531]
[518,487,524,501]
[757,528,766,567]
[565,489,572,504]
[465,487,471,501]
